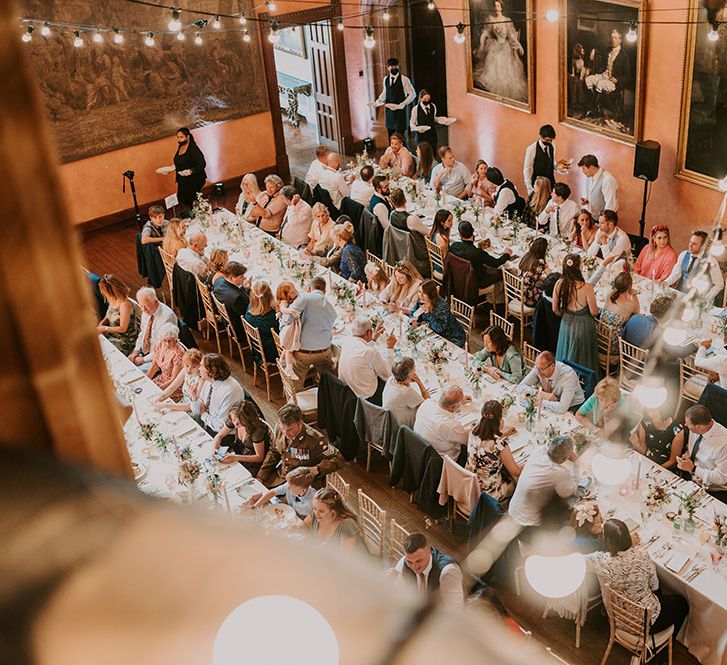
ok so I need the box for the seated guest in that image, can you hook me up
[537,182,580,238]
[379,132,415,177]
[586,210,631,263]
[570,499,605,554]
[258,404,342,488]
[633,225,678,281]
[391,532,464,608]
[235,173,261,220]
[349,165,376,207]
[474,325,525,384]
[388,188,430,236]
[212,261,250,343]
[522,176,551,228]
[508,435,577,527]
[379,260,423,313]
[319,153,350,210]
[484,167,525,218]
[622,293,674,349]
[599,271,640,346]
[192,353,245,434]
[245,280,280,364]
[575,377,625,437]
[532,272,562,353]
[250,175,286,235]
[676,405,727,502]
[304,203,336,258]
[415,142,435,182]
[465,159,494,206]
[664,230,724,303]
[364,262,390,294]
[176,231,208,277]
[206,248,228,288]
[304,145,330,189]
[162,218,187,258]
[586,519,689,638]
[450,221,512,290]
[520,351,585,413]
[154,348,204,411]
[140,204,168,247]
[412,279,467,348]
[309,217,350,271]
[334,221,366,281]
[97,274,140,356]
[338,316,396,401]
[213,401,270,476]
[279,186,312,249]
[630,406,684,469]
[369,175,393,229]
[571,209,598,250]
[304,487,362,551]
[414,386,470,459]
[430,146,471,199]
[466,400,521,504]
[519,236,549,307]
[429,208,453,258]
[695,336,727,388]
[129,287,177,367]
[382,357,430,428]
[147,323,185,398]
[249,466,317,520]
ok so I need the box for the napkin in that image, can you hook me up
[221,464,253,489]
[665,552,689,574]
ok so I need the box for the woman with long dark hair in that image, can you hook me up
[571,209,598,249]
[415,141,435,182]
[474,325,524,383]
[599,271,640,351]
[173,127,207,207]
[429,208,453,257]
[519,236,549,307]
[553,253,599,374]
[213,401,271,476]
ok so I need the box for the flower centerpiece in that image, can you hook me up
[290,259,317,285]
[406,324,424,350]
[178,445,202,487]
[675,487,705,533]
[139,421,157,441]
[452,201,466,223]
[645,481,671,512]
[464,360,486,395]
[571,428,596,456]
[426,342,449,373]
[192,192,213,228]
[406,181,418,201]
[501,392,516,412]
[206,470,223,503]
[261,236,276,254]
[332,281,357,311]
[370,312,384,331]
[522,391,537,431]
[582,255,599,277]
[471,200,482,224]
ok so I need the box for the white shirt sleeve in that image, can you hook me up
[520,367,539,388]
[407,214,430,237]
[694,442,727,488]
[370,348,392,382]
[400,76,416,108]
[376,78,387,105]
[523,142,536,196]
[409,105,419,131]
[586,234,602,257]
[695,346,727,375]
[707,259,725,303]
[373,202,390,229]
[337,173,350,198]
[665,251,685,288]
[602,174,618,211]
[492,188,515,217]
[439,563,464,608]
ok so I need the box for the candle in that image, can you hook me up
[635,460,642,490]
[362,284,366,307]
[398,315,403,338]
[327,269,332,291]
[172,435,180,458]
[465,340,469,367]
[222,481,232,512]
[537,387,543,420]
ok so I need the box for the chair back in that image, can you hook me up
[489,311,514,341]
[618,338,649,393]
[194,275,219,329]
[502,268,525,311]
[362,207,383,258]
[241,317,269,366]
[326,471,350,505]
[276,359,299,407]
[366,251,384,272]
[562,359,597,399]
[439,455,479,519]
[602,584,651,653]
[442,251,478,306]
[522,342,540,371]
[425,237,444,283]
[159,248,176,287]
[357,489,387,557]
[271,329,284,359]
[450,296,475,339]
[595,319,617,376]
[313,184,339,218]
[292,176,307,197]
[698,382,727,428]
[679,354,710,404]
[389,518,411,566]
[384,262,396,279]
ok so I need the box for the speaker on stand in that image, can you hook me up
[633,140,661,239]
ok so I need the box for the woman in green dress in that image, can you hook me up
[474,325,524,383]
[97,274,140,356]
[304,487,363,552]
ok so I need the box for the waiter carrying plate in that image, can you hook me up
[368,58,416,143]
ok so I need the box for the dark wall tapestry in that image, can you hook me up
[22,0,269,163]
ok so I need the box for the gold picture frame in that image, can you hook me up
[676,1,725,191]
[558,0,646,144]
[464,0,536,113]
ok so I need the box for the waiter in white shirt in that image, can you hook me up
[577,154,618,214]
[523,124,556,196]
[537,182,580,237]
[586,210,632,263]
[370,57,416,140]
[677,405,727,502]
[304,145,330,189]
[664,231,724,304]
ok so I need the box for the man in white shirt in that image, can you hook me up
[192,353,245,434]
[520,351,585,413]
[430,146,471,199]
[586,210,632,263]
[414,386,469,459]
[338,317,396,401]
[677,405,727,501]
[176,231,208,277]
[523,124,556,196]
[484,167,525,219]
[391,532,464,608]
[537,182,580,237]
[664,230,724,304]
[388,188,431,236]
[279,186,312,249]
[508,436,578,527]
[578,154,618,214]
[304,145,330,189]
[349,165,375,208]
[695,337,727,388]
[129,287,178,366]
[382,357,430,428]
[372,57,416,139]
[318,152,350,210]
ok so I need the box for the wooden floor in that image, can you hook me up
[79,218,698,665]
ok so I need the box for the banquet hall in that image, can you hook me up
[3,0,727,663]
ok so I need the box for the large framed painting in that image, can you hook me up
[274,26,307,58]
[676,1,727,190]
[465,0,535,112]
[559,0,646,143]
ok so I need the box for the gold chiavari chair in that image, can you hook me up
[425,237,444,284]
[489,310,515,341]
[240,318,280,401]
[194,274,224,353]
[326,471,350,505]
[450,296,475,340]
[211,293,248,371]
[357,489,387,558]
[388,518,410,566]
[502,267,534,348]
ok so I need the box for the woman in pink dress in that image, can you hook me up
[633,225,678,281]
[147,323,185,400]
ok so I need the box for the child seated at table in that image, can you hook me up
[276,281,301,379]
[154,348,204,411]
[247,466,316,519]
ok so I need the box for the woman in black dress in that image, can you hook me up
[212,401,270,476]
[174,127,207,208]
[630,406,684,469]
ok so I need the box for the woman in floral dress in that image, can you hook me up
[519,236,549,307]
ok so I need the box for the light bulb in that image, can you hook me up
[427,0,435,9]
[177,31,186,41]
[708,25,719,42]
[266,0,277,11]
[626,25,637,42]
[454,23,466,43]
[711,241,726,257]
[22,26,33,42]
[545,9,559,22]
[524,553,586,599]
[719,176,727,192]
[239,13,247,25]
[591,451,632,486]
[693,274,711,294]
[113,28,124,44]
[363,26,375,48]
[242,29,251,42]
[337,18,344,31]
[634,379,667,409]
[168,9,182,32]
[92,30,103,43]
[382,8,390,20]
[662,325,688,346]
[212,16,221,29]
[144,32,155,47]
[41,22,51,36]
[194,32,203,45]
[268,23,280,44]
[73,31,83,47]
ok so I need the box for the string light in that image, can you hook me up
[22,26,34,42]
[73,30,83,47]
[242,28,251,42]
[711,228,725,257]
[40,22,51,36]
[177,31,186,41]
[92,30,103,43]
[239,12,247,25]
[382,8,390,20]
[337,18,344,31]
[268,19,280,44]
[144,32,155,47]
[545,9,559,22]
[363,25,375,48]
[212,16,221,29]
[113,28,124,44]
[454,22,466,43]
[634,377,667,409]
[427,0,435,9]
[708,21,720,41]
[626,22,637,42]
[194,31,202,45]
[168,8,182,32]
[266,0,277,11]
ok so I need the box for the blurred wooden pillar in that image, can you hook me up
[0,1,131,477]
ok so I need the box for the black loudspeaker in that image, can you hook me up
[633,140,661,182]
